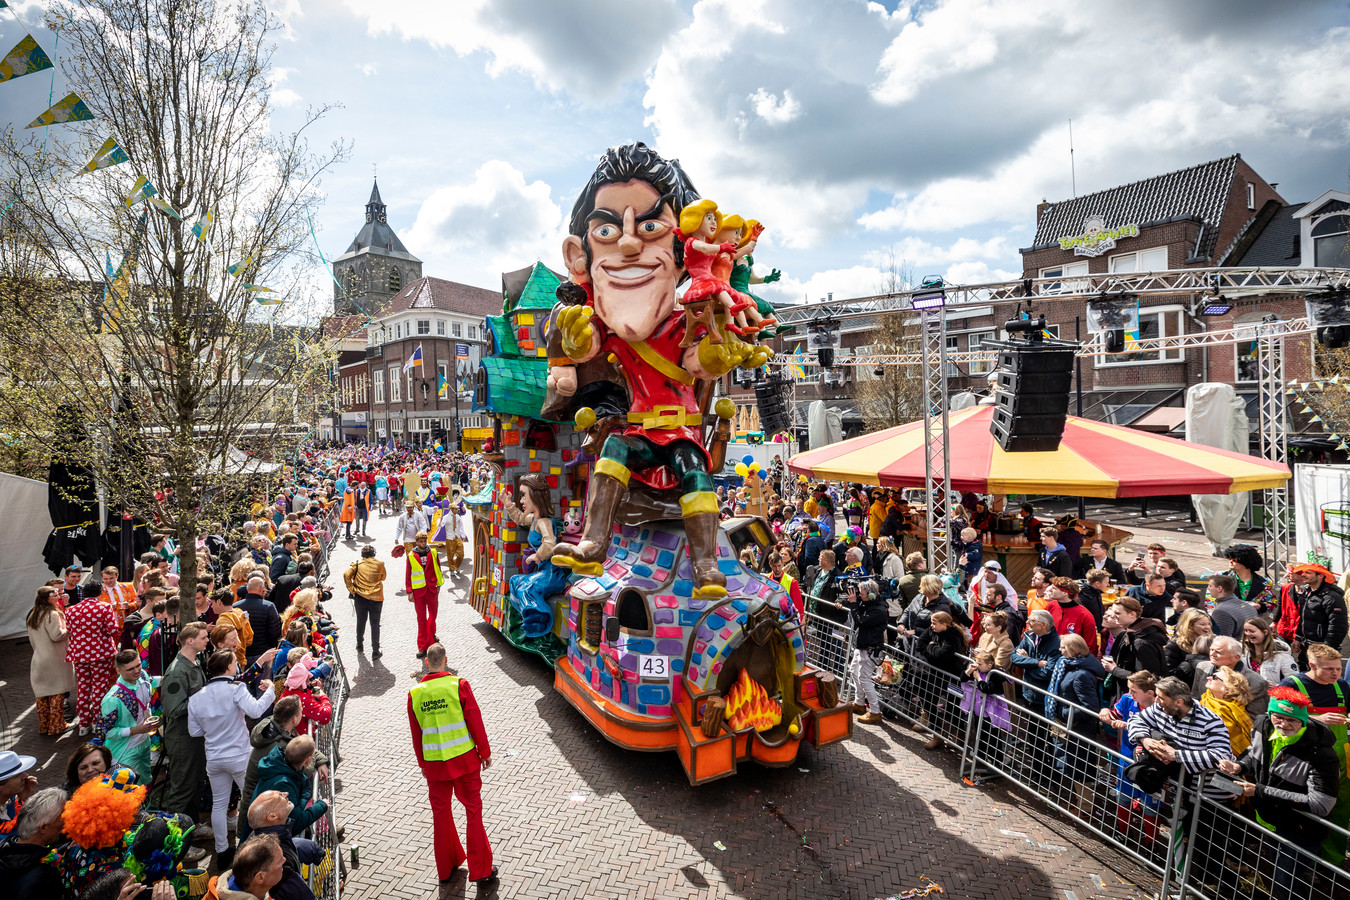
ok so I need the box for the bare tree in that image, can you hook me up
[0,0,346,600]
[855,252,922,431]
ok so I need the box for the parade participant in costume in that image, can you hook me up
[45,768,146,895]
[547,143,770,598]
[501,476,569,638]
[408,643,496,888]
[405,531,444,659]
[100,567,138,630]
[443,487,469,572]
[94,650,160,783]
[66,583,121,736]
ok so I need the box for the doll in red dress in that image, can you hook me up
[676,199,765,338]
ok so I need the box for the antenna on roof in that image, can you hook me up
[1069,119,1076,198]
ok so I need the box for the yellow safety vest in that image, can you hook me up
[408,547,444,591]
[410,675,475,762]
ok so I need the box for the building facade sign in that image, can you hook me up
[1058,216,1140,257]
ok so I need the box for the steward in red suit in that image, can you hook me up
[408,644,496,885]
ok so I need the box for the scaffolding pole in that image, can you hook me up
[920,307,954,575]
[1258,322,1291,576]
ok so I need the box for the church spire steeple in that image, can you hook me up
[365,178,386,224]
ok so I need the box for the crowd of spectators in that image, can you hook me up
[781,480,1350,890]
[4,444,490,898]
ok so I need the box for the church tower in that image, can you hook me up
[330,178,422,316]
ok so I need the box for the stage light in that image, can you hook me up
[1201,302,1232,316]
[911,276,946,310]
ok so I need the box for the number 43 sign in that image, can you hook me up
[639,655,669,678]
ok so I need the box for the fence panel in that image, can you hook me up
[1172,780,1350,900]
[801,604,854,693]
[873,641,972,749]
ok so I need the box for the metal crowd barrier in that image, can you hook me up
[304,623,348,900]
[866,636,1350,899]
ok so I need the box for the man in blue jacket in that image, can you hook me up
[236,575,282,665]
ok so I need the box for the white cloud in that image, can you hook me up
[359,63,378,77]
[270,66,300,107]
[341,0,685,101]
[757,264,894,306]
[405,160,565,288]
[748,88,801,125]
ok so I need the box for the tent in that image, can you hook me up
[787,405,1289,498]
[0,472,57,638]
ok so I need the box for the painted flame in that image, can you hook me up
[725,668,782,732]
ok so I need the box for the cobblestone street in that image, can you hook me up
[0,512,1155,900]
[315,513,1151,900]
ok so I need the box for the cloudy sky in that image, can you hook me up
[8,0,1350,319]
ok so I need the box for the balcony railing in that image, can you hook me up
[364,345,383,359]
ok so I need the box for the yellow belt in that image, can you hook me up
[627,405,704,429]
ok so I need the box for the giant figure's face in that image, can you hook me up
[563,180,679,343]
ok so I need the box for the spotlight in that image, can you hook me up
[1307,289,1350,348]
[911,276,946,310]
[1087,295,1138,354]
[1201,302,1232,316]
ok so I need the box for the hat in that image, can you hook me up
[1266,686,1311,724]
[1290,562,1337,580]
[982,560,1002,571]
[0,750,36,780]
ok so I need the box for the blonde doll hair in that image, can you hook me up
[740,218,761,248]
[678,198,721,236]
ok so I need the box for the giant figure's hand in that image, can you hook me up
[558,306,596,360]
[548,364,578,398]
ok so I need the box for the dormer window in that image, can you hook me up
[1313,214,1350,268]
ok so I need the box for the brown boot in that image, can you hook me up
[552,463,628,576]
[681,497,727,599]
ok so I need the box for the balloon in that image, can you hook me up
[749,463,760,472]
[735,463,749,477]
[742,454,754,465]
[758,470,768,480]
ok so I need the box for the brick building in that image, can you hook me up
[780,154,1329,444]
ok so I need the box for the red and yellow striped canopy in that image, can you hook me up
[787,405,1290,498]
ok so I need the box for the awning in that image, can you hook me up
[1131,406,1187,433]
[786,405,1290,498]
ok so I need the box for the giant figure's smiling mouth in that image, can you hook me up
[603,265,657,282]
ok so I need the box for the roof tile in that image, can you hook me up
[381,276,502,318]
[1033,155,1240,250]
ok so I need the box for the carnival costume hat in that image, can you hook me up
[1224,543,1265,572]
[125,813,197,885]
[1289,562,1337,580]
[1266,686,1312,724]
[63,768,146,849]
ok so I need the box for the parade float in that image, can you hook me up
[470,144,851,784]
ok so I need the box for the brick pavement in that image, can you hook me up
[0,512,1157,900]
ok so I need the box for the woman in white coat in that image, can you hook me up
[188,649,274,862]
[27,586,75,735]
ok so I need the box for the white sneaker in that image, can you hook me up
[79,726,90,736]
[184,846,209,865]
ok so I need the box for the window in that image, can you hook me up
[468,325,476,340]
[437,362,447,396]
[406,369,414,403]
[388,269,401,292]
[1246,183,1256,210]
[373,370,384,404]
[417,320,430,335]
[1096,307,1185,366]
[395,323,402,339]
[967,331,997,375]
[944,336,960,377]
[388,367,400,402]
[616,588,651,633]
[1312,214,1350,268]
[437,320,445,336]
[1233,314,1280,383]
[1040,261,1089,295]
[1109,246,1168,274]
[452,322,463,337]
